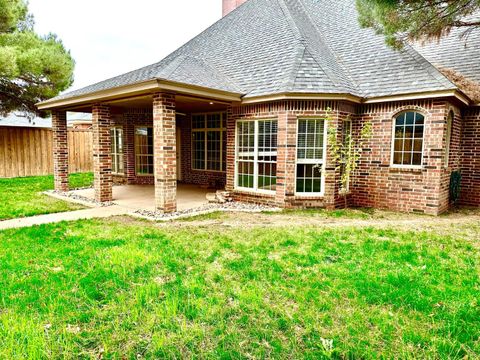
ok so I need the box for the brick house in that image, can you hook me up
[38,0,480,215]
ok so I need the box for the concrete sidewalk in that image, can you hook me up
[0,206,129,231]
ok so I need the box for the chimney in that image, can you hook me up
[222,0,248,16]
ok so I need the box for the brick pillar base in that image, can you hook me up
[153,92,177,213]
[52,111,69,192]
[92,104,112,202]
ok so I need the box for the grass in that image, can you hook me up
[0,173,93,220]
[265,207,376,219]
[0,218,479,359]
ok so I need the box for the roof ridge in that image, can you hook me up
[184,56,243,92]
[157,55,187,78]
[280,0,361,95]
[401,43,458,90]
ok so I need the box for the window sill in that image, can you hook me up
[234,188,276,198]
[191,168,226,174]
[294,193,325,199]
[389,166,423,173]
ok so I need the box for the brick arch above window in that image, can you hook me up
[389,105,431,120]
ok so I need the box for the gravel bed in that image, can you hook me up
[45,190,114,207]
[133,201,281,221]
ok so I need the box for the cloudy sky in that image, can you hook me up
[28,0,222,92]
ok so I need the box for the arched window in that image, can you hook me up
[392,111,424,167]
[445,111,454,168]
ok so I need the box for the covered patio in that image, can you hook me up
[71,184,210,212]
[40,85,240,214]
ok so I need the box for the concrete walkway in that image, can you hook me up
[0,206,129,231]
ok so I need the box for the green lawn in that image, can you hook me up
[0,173,93,220]
[0,218,479,359]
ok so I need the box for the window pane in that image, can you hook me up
[237,161,254,189]
[297,119,325,161]
[111,127,124,174]
[414,125,424,139]
[296,164,322,194]
[207,131,221,171]
[135,127,153,175]
[207,113,222,129]
[412,153,422,165]
[393,112,424,166]
[235,119,277,192]
[192,115,205,129]
[192,131,205,170]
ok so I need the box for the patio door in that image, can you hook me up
[176,127,182,181]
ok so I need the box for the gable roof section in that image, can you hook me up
[414,22,480,85]
[43,0,462,107]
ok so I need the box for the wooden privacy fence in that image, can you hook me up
[0,127,93,178]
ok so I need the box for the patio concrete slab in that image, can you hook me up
[71,184,210,212]
[0,206,128,231]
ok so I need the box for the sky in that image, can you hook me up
[28,0,222,92]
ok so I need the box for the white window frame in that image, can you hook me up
[390,111,425,170]
[134,126,154,176]
[234,119,278,195]
[191,112,226,173]
[340,119,353,193]
[111,126,124,175]
[445,111,453,168]
[294,118,328,197]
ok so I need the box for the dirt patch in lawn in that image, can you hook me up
[112,207,480,240]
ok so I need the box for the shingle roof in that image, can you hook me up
[414,19,480,85]
[53,0,460,102]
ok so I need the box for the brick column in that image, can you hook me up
[52,110,69,192]
[92,104,112,202]
[276,111,297,207]
[225,105,235,191]
[153,92,177,213]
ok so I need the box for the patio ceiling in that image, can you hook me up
[60,94,232,114]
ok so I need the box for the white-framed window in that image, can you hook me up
[445,111,453,168]
[235,119,277,193]
[296,118,327,195]
[135,127,154,175]
[340,119,353,193]
[191,113,226,172]
[391,111,425,167]
[110,127,124,175]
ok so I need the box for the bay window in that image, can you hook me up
[296,118,326,195]
[235,119,277,192]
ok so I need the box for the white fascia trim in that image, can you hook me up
[364,90,470,106]
[37,79,242,110]
[240,90,471,106]
[241,93,363,104]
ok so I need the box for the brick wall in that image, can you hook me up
[352,100,451,215]
[460,107,480,206]
[106,98,475,214]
